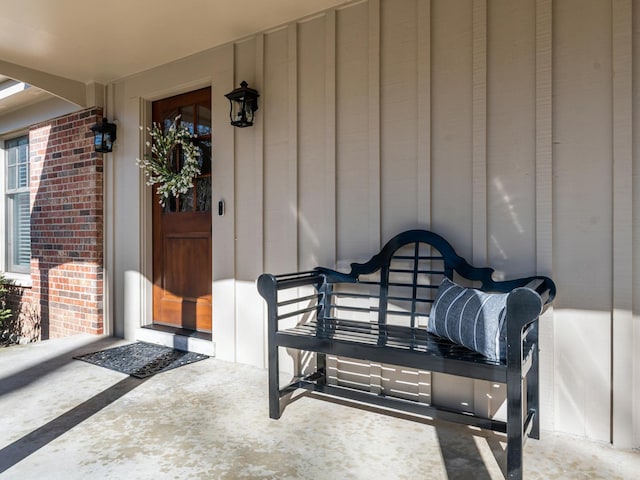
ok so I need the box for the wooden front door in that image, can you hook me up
[152,87,212,332]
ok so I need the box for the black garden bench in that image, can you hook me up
[257,229,555,479]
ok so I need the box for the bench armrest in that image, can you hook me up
[488,275,556,306]
[258,271,326,334]
[505,287,544,365]
[313,266,358,284]
[258,271,324,294]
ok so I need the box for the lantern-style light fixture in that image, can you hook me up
[225,81,259,128]
[90,117,117,153]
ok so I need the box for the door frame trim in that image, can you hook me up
[139,97,153,329]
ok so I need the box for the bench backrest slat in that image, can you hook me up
[319,229,555,330]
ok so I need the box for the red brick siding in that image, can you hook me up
[22,108,104,339]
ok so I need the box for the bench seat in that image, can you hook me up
[276,318,521,380]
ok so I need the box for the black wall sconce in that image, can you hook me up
[90,117,117,153]
[225,81,259,128]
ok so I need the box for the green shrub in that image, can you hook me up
[0,273,13,330]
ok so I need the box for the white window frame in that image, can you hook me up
[0,133,32,286]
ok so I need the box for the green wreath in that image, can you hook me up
[137,116,201,206]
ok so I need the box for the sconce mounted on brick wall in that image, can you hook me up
[90,117,117,153]
[225,81,259,128]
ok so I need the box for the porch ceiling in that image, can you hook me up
[0,0,348,84]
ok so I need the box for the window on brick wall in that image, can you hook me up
[4,135,30,274]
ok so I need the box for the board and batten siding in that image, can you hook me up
[111,0,639,447]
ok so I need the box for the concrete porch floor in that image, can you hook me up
[1,335,638,479]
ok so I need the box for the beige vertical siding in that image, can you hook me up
[298,15,335,270]
[535,0,555,434]
[380,0,419,239]
[111,0,639,446]
[611,0,634,448]
[234,37,265,366]
[487,0,536,278]
[633,0,640,450]
[335,1,378,264]
[431,0,474,257]
[264,27,297,275]
[553,0,613,442]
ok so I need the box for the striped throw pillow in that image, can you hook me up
[427,278,508,362]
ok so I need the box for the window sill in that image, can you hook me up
[3,272,32,288]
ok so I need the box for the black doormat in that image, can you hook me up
[74,342,209,378]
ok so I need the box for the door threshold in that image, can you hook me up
[136,325,214,356]
[142,324,212,341]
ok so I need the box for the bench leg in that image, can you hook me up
[317,352,327,386]
[506,366,524,479]
[268,344,281,419]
